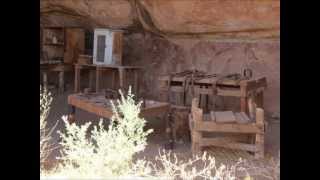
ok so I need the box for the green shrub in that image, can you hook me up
[46,88,153,178]
[41,88,277,179]
[40,86,56,171]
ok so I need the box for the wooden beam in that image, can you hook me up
[200,137,258,152]
[194,121,262,133]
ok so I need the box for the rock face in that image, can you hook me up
[40,0,280,115]
[138,0,279,39]
[40,0,134,29]
[40,0,279,39]
[123,34,280,114]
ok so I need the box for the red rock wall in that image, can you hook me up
[40,0,280,116]
[123,34,279,115]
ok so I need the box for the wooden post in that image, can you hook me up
[67,105,76,124]
[248,96,256,119]
[240,82,248,114]
[96,67,102,92]
[111,70,116,90]
[74,65,81,93]
[191,98,202,154]
[255,108,265,159]
[43,72,48,91]
[88,70,94,90]
[58,71,64,94]
[165,107,174,150]
[118,67,126,92]
[257,91,264,108]
[133,70,139,97]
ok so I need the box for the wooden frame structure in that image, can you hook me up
[159,75,267,114]
[74,64,142,96]
[40,61,73,93]
[67,93,170,120]
[189,96,265,159]
[40,27,85,93]
[67,93,173,147]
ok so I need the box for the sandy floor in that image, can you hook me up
[44,86,280,172]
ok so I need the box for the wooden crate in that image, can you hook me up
[190,98,265,159]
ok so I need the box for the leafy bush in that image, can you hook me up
[44,88,153,178]
[40,86,56,170]
[41,88,279,179]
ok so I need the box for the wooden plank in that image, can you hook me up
[217,88,241,97]
[210,111,216,122]
[112,31,123,66]
[58,71,64,93]
[235,112,251,124]
[215,111,236,123]
[256,108,264,126]
[247,97,256,119]
[200,137,258,152]
[169,86,242,97]
[255,108,265,158]
[195,121,261,133]
[51,64,73,72]
[159,76,240,86]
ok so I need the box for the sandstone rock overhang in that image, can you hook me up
[40,0,280,40]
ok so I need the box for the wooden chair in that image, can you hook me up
[189,97,265,159]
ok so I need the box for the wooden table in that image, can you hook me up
[67,93,174,147]
[40,61,73,93]
[74,64,142,96]
[68,93,170,120]
[159,75,267,114]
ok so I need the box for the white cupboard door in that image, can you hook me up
[105,31,114,65]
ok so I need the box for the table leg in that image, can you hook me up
[43,72,48,91]
[111,70,116,90]
[89,70,94,90]
[164,108,174,150]
[58,71,64,94]
[74,66,81,93]
[67,105,76,124]
[96,67,101,92]
[133,70,139,97]
[118,68,126,93]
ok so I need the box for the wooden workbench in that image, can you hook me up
[74,64,142,96]
[67,93,174,147]
[159,75,267,114]
[68,93,170,120]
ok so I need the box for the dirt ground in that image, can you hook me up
[44,85,280,175]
